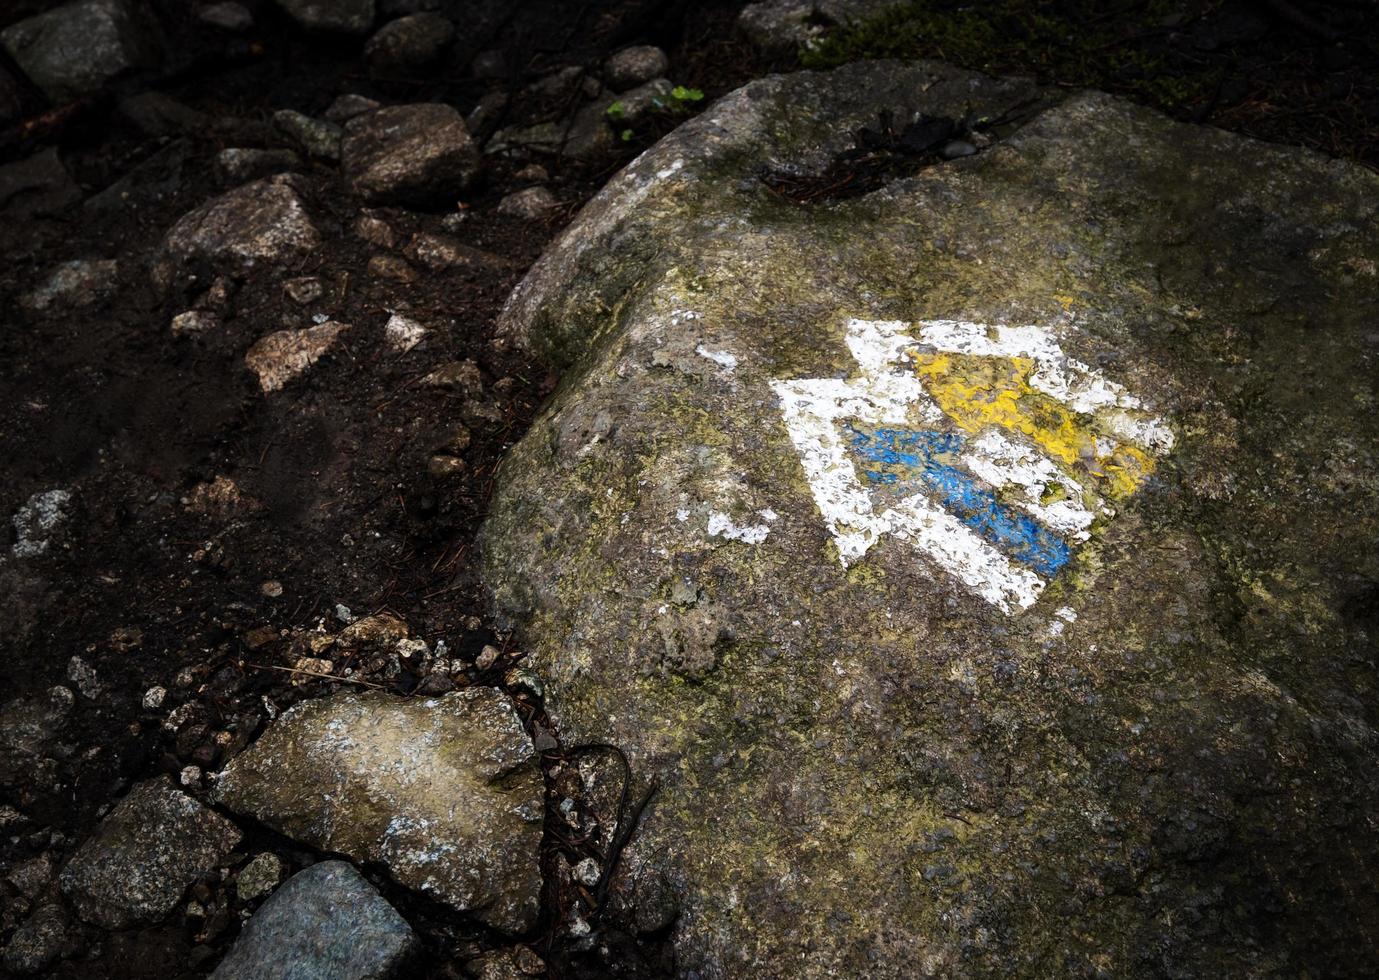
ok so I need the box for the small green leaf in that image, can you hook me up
[620,128,634,142]
[605,101,625,120]
[670,85,705,102]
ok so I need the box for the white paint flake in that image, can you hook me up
[707,511,771,545]
[695,345,738,371]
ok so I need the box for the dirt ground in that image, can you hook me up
[1,0,1376,977]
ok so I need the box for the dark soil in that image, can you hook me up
[0,0,1374,978]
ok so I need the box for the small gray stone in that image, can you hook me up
[324,93,381,123]
[364,12,454,74]
[488,99,617,161]
[283,276,325,305]
[496,186,557,220]
[603,45,668,92]
[10,489,72,558]
[273,0,375,34]
[60,777,241,929]
[215,688,543,932]
[210,862,417,980]
[199,2,253,31]
[940,139,978,159]
[1,903,68,975]
[244,321,349,393]
[0,0,160,101]
[154,174,320,291]
[20,259,118,312]
[215,147,301,183]
[236,852,284,902]
[573,857,600,887]
[606,77,672,125]
[273,109,342,160]
[171,309,220,336]
[342,103,481,205]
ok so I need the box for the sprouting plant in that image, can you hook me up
[670,85,704,104]
[605,101,625,121]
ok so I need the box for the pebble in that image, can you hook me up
[67,657,100,698]
[496,186,557,220]
[272,109,342,161]
[384,313,427,352]
[604,45,669,91]
[142,686,167,710]
[354,212,396,247]
[475,644,500,670]
[180,765,202,787]
[403,232,506,271]
[244,321,349,393]
[11,488,72,558]
[260,580,283,598]
[171,310,219,336]
[324,93,381,123]
[367,254,415,281]
[235,852,284,902]
[198,2,253,31]
[940,139,978,159]
[573,857,601,887]
[215,147,301,183]
[21,258,118,312]
[365,12,454,74]
[283,276,324,305]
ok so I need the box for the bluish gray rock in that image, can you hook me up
[210,862,418,980]
[0,0,160,101]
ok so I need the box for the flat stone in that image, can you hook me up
[244,321,349,393]
[342,102,481,205]
[483,61,1379,976]
[603,45,668,92]
[215,688,543,932]
[60,776,241,929]
[273,0,374,34]
[1,0,160,101]
[209,862,418,980]
[154,175,320,291]
[20,259,118,312]
[364,12,454,74]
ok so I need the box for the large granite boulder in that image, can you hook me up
[483,61,1379,977]
[215,688,544,933]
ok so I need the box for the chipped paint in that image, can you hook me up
[771,318,1172,612]
[707,510,772,545]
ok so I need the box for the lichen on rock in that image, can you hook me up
[482,61,1379,977]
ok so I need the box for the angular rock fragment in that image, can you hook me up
[154,175,320,291]
[1,0,160,101]
[273,0,374,34]
[272,109,342,160]
[244,321,348,393]
[60,777,241,929]
[496,186,557,220]
[209,862,417,980]
[342,103,481,205]
[483,61,1379,976]
[215,688,543,932]
[1,904,69,975]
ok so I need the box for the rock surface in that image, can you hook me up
[1,0,160,101]
[342,103,481,205]
[210,862,418,980]
[154,174,320,291]
[21,258,118,312]
[273,0,374,34]
[60,776,241,928]
[738,0,901,57]
[1,903,69,975]
[483,61,1379,977]
[215,688,544,933]
[604,45,669,91]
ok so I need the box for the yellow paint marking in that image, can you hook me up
[910,352,1154,499]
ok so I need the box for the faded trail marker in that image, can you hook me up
[771,319,1174,612]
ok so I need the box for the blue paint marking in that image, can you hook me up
[845,425,1071,577]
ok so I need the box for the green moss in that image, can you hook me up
[802,1,1220,119]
